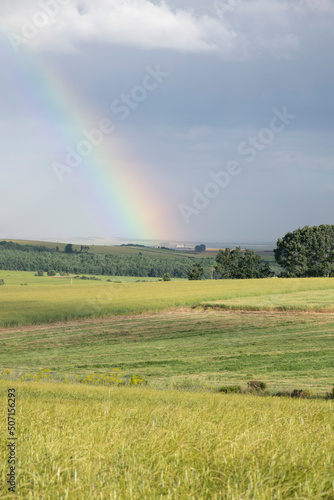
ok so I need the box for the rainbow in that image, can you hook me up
[3,40,173,240]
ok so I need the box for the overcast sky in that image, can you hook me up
[0,0,333,245]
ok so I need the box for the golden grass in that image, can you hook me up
[1,381,333,499]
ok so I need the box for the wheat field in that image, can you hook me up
[1,381,333,499]
[1,272,334,326]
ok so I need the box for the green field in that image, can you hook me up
[1,309,334,393]
[0,271,334,327]
[1,271,334,498]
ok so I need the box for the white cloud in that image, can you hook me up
[0,0,307,58]
[1,0,235,54]
[1,0,333,59]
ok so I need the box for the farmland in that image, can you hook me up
[1,309,334,394]
[0,238,212,258]
[0,271,334,327]
[1,271,334,392]
[1,270,334,498]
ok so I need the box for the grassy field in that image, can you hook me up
[204,288,334,312]
[1,381,333,499]
[1,272,334,498]
[1,309,334,393]
[0,271,163,286]
[0,271,334,327]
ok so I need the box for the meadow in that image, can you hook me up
[0,271,334,327]
[1,271,334,498]
[0,381,333,499]
[1,309,334,393]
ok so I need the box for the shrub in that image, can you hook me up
[325,386,334,400]
[47,270,56,276]
[247,380,267,391]
[299,389,314,399]
[274,390,292,398]
[35,270,44,276]
[291,389,303,398]
[163,273,171,281]
[219,385,241,394]
[0,279,4,286]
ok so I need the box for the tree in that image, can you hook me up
[188,263,204,280]
[47,270,56,276]
[65,244,74,254]
[163,273,171,281]
[215,247,272,279]
[195,244,206,253]
[274,225,334,277]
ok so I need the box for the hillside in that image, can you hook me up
[2,239,211,258]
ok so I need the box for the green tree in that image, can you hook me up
[188,263,204,280]
[274,225,334,277]
[65,244,74,254]
[195,244,206,253]
[215,247,272,279]
[163,273,171,281]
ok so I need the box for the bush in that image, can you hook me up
[163,273,171,281]
[47,270,56,276]
[219,385,241,394]
[291,389,303,398]
[35,270,44,276]
[274,390,292,398]
[247,380,267,391]
[0,279,4,285]
[325,386,334,400]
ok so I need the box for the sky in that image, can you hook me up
[0,0,333,245]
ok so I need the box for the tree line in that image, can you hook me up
[0,246,214,278]
[2,225,330,280]
[188,224,334,280]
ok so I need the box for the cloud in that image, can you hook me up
[3,0,333,60]
[1,0,235,54]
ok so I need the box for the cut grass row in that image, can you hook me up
[1,310,334,393]
[0,381,333,499]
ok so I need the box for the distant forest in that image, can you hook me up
[0,241,214,278]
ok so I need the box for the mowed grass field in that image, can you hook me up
[1,309,334,393]
[1,271,334,327]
